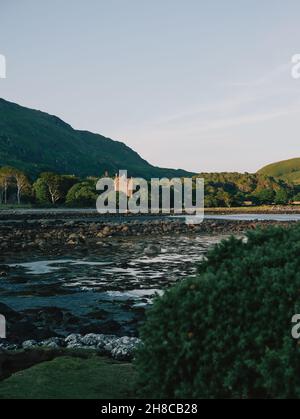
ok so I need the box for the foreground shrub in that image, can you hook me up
[136,225,300,399]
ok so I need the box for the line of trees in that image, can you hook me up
[0,166,98,207]
[198,172,300,207]
[1,166,300,208]
[0,167,31,205]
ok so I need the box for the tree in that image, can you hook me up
[66,181,97,207]
[13,169,31,204]
[0,167,32,205]
[254,189,275,205]
[232,191,247,206]
[0,167,14,204]
[215,190,233,207]
[293,193,300,202]
[275,189,289,205]
[33,173,78,205]
[0,173,8,204]
[33,177,51,204]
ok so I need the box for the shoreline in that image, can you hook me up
[206,206,300,214]
[1,205,300,218]
[1,211,300,384]
[0,217,298,257]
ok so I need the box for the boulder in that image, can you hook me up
[144,244,161,256]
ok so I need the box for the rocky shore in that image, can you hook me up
[1,212,299,381]
[0,217,296,257]
[0,333,141,362]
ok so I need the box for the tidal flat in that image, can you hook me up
[0,233,225,343]
[0,211,297,354]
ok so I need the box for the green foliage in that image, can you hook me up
[33,177,50,204]
[136,225,300,399]
[33,172,77,205]
[253,188,275,205]
[66,180,98,207]
[199,172,293,207]
[0,166,32,204]
[275,189,289,205]
[293,193,300,202]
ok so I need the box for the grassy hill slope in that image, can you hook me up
[0,98,193,179]
[258,158,300,185]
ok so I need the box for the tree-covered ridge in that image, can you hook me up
[197,172,297,207]
[1,166,300,207]
[258,158,300,185]
[0,98,193,179]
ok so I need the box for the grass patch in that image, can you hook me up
[0,204,33,210]
[0,355,137,399]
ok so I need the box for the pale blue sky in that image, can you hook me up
[0,0,299,172]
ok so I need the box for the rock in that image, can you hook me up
[80,333,115,351]
[65,221,75,227]
[66,233,86,245]
[22,340,39,349]
[67,240,77,246]
[80,333,103,347]
[39,337,65,349]
[65,333,83,348]
[101,226,111,237]
[63,333,141,360]
[0,342,19,351]
[108,336,141,361]
[65,333,82,343]
[144,244,161,256]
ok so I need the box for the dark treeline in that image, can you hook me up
[1,167,300,207]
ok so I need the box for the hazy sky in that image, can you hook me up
[0,0,300,173]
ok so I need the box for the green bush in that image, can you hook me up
[66,181,97,207]
[136,225,300,399]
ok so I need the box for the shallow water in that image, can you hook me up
[1,234,227,338]
[1,209,300,224]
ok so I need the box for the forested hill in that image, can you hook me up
[197,172,297,207]
[0,98,193,179]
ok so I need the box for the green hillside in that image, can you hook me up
[258,158,300,185]
[0,98,193,179]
